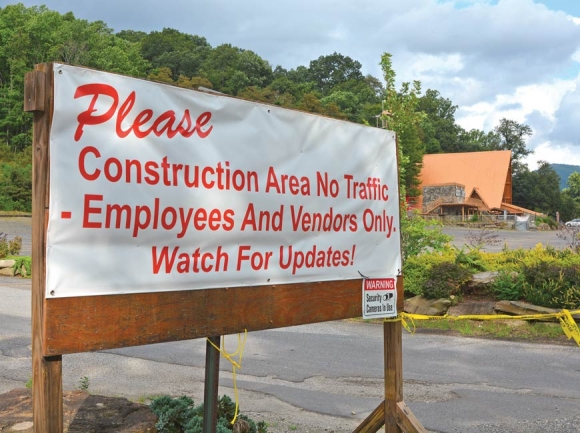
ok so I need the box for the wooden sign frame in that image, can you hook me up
[26,63,423,433]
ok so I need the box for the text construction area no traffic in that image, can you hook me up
[47,64,402,298]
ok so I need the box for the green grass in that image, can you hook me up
[412,319,568,341]
[352,316,571,343]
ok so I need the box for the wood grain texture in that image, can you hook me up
[353,401,385,433]
[396,402,428,433]
[27,63,63,432]
[384,320,403,433]
[43,279,364,355]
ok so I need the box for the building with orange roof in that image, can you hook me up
[415,150,542,218]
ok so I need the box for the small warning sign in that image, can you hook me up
[362,277,397,319]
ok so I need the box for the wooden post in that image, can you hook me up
[383,277,427,433]
[384,320,403,433]
[25,63,63,432]
[353,276,426,433]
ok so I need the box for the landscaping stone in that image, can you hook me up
[404,296,451,316]
[494,300,560,322]
[464,271,499,291]
[447,301,496,316]
[0,267,14,276]
[0,389,157,433]
[0,259,15,268]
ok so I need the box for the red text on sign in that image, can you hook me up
[73,83,213,141]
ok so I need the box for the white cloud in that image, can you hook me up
[11,0,580,165]
[523,142,580,170]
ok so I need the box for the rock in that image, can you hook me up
[0,267,14,276]
[465,271,499,290]
[404,296,451,316]
[447,302,496,316]
[0,389,157,433]
[0,259,15,268]
[494,300,560,322]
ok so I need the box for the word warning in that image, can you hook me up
[362,278,397,319]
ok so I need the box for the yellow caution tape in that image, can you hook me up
[206,330,248,424]
[559,310,580,346]
[384,309,580,346]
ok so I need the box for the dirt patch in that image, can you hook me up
[0,388,157,432]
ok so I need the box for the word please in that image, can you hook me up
[73,83,213,141]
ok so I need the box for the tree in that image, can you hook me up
[532,162,561,216]
[513,161,561,216]
[559,190,579,222]
[417,89,462,154]
[199,44,273,96]
[140,28,211,79]
[457,128,498,153]
[320,90,360,122]
[565,171,580,200]
[308,52,363,95]
[380,53,426,198]
[492,118,533,161]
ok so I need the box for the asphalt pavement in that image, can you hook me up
[1,218,580,432]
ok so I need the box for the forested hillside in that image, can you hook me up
[551,164,580,190]
[1,3,579,219]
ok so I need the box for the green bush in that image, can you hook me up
[0,233,22,258]
[403,248,456,296]
[521,263,580,309]
[491,271,524,301]
[12,256,31,277]
[535,216,558,229]
[400,212,452,261]
[404,244,580,309]
[0,163,32,212]
[454,246,487,272]
[421,262,471,299]
[150,395,267,433]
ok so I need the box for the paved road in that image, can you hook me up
[1,278,579,432]
[442,226,569,252]
[0,216,570,258]
[2,219,580,431]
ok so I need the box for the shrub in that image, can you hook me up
[150,395,268,433]
[0,233,22,258]
[421,262,472,299]
[521,263,580,309]
[454,246,487,272]
[403,248,456,296]
[491,271,524,301]
[400,211,452,261]
[12,256,31,277]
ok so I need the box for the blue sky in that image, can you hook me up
[4,0,580,168]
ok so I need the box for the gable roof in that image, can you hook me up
[419,150,512,210]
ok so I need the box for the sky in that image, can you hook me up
[5,0,580,170]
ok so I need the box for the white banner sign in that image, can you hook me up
[47,64,401,298]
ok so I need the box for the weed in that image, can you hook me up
[465,228,504,250]
[25,377,32,389]
[0,233,22,258]
[556,226,580,253]
[12,256,31,278]
[77,376,90,391]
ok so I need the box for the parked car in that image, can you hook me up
[565,218,580,227]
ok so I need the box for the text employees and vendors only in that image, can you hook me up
[47,63,402,297]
